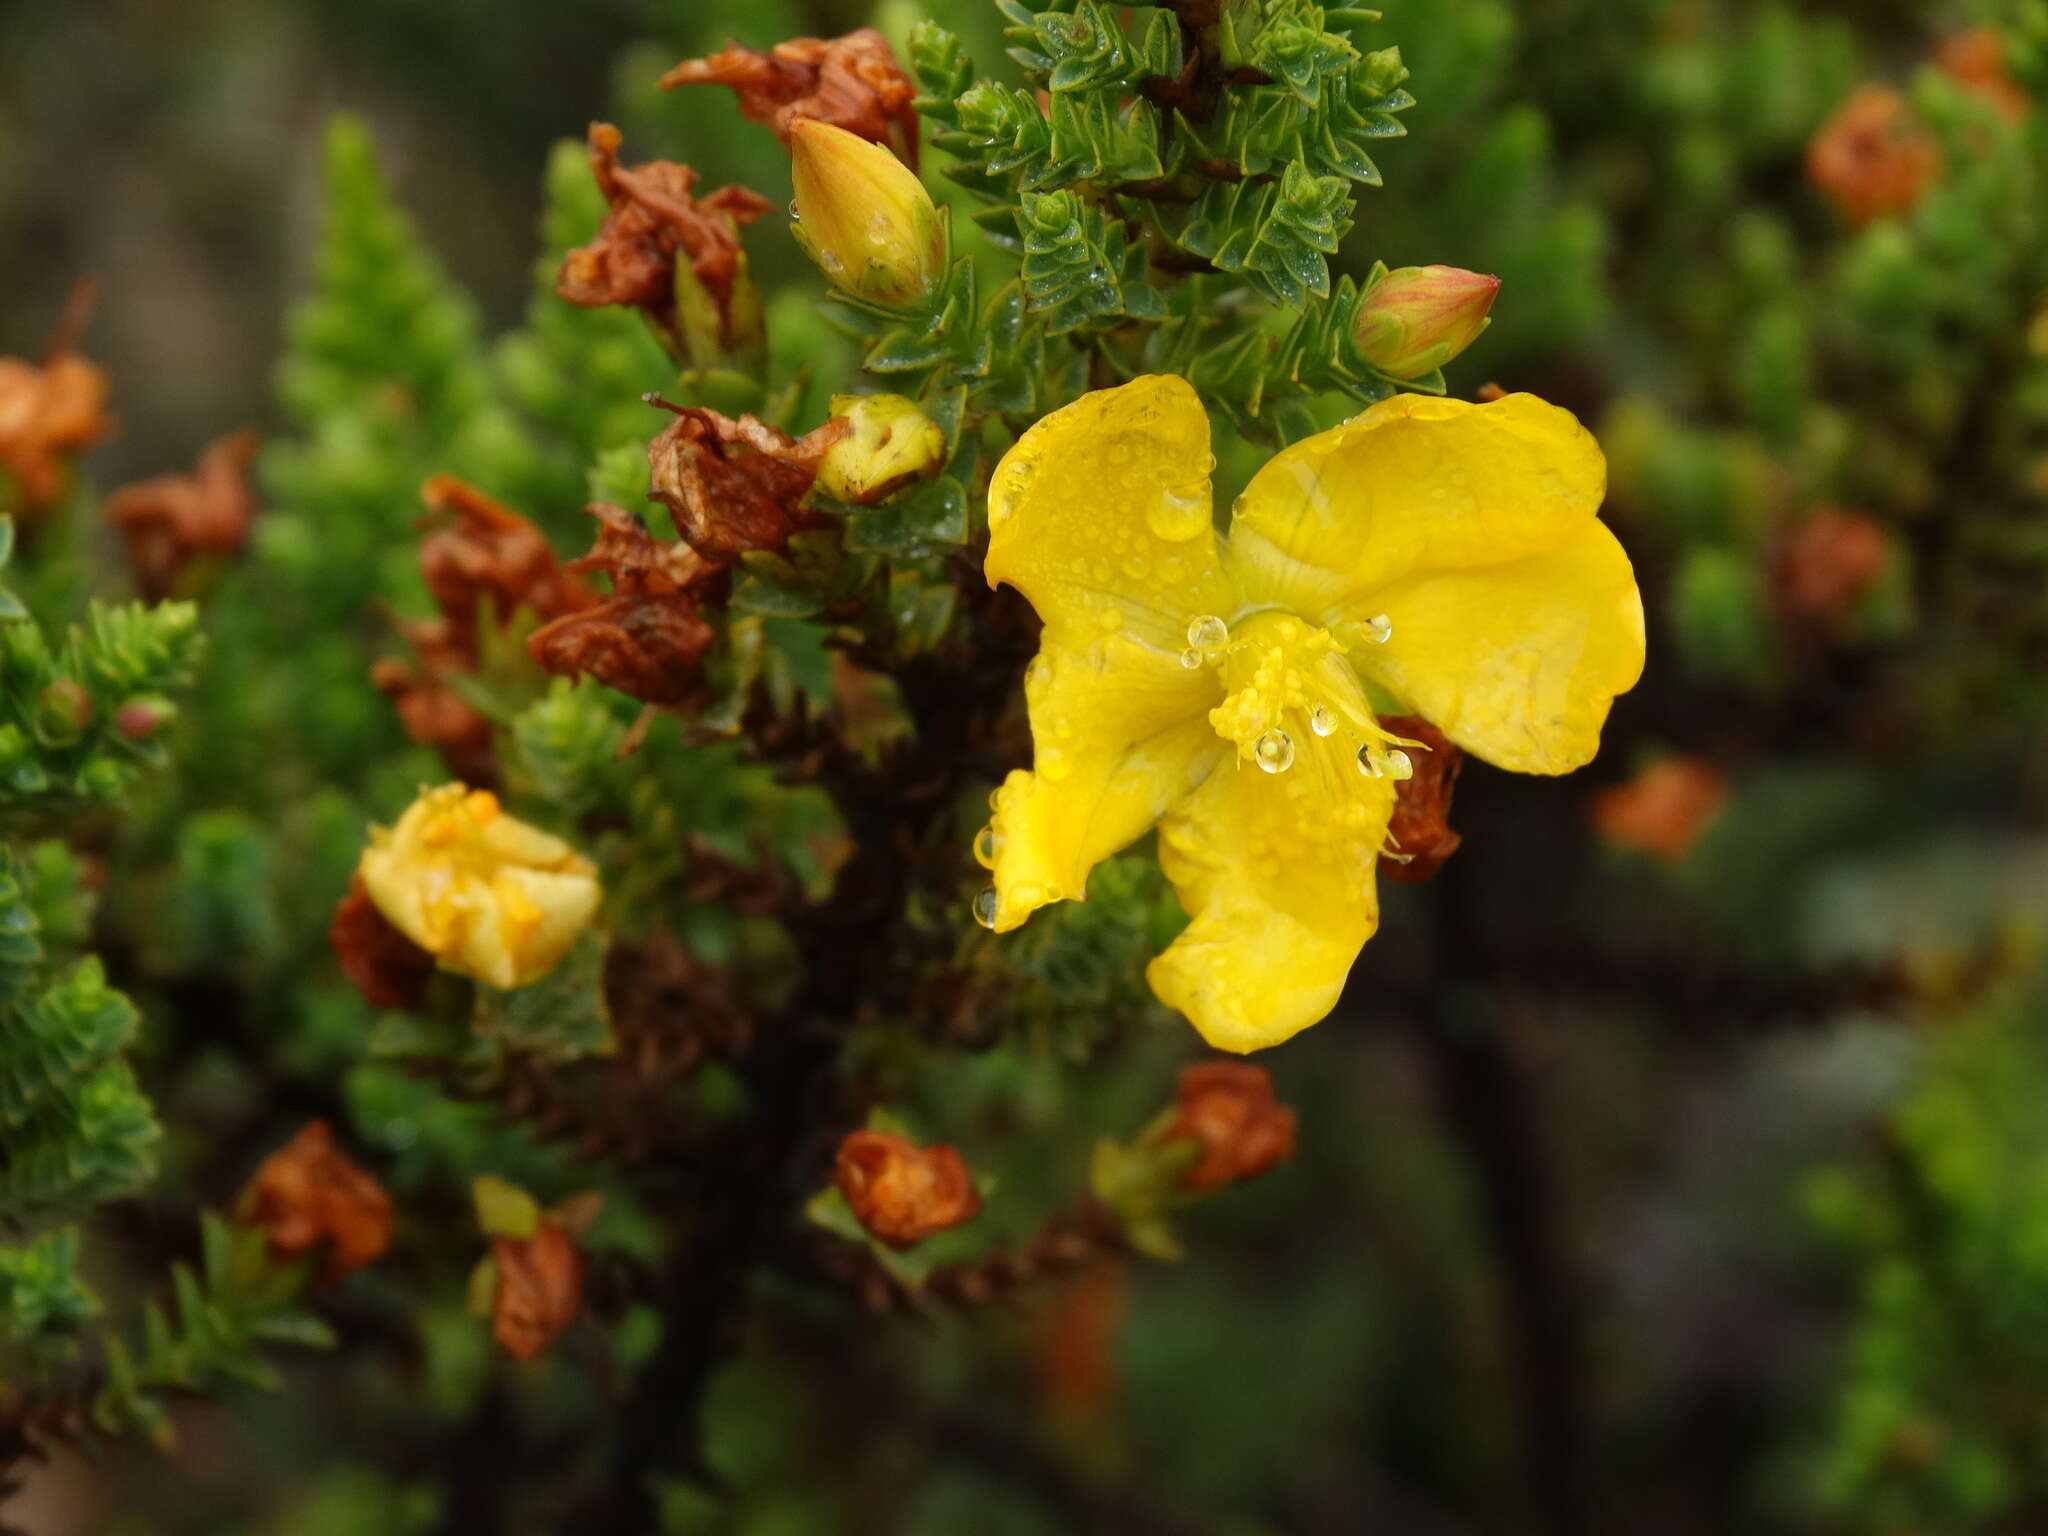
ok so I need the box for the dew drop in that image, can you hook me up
[1383,749,1414,781]
[973,825,1001,869]
[972,887,999,929]
[1187,614,1229,651]
[1309,703,1336,737]
[1356,745,1382,778]
[1254,728,1295,774]
[1039,747,1072,782]
[1363,613,1393,645]
[1180,647,1204,670]
[1012,880,1046,907]
[1146,482,1210,541]
[788,199,801,219]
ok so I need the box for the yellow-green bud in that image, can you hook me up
[788,119,947,310]
[816,394,947,504]
[1351,265,1501,380]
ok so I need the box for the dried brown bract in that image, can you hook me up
[528,503,720,706]
[1807,85,1943,226]
[1774,506,1892,626]
[647,404,848,561]
[237,1121,395,1282]
[490,1221,585,1362]
[835,1129,983,1249]
[1591,757,1728,863]
[105,429,259,599]
[1937,27,2031,124]
[329,871,437,1011]
[1166,1061,1298,1193]
[1379,715,1464,885]
[555,123,774,355]
[0,281,112,516]
[661,28,920,166]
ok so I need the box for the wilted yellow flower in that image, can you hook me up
[978,377,1644,1052]
[788,118,946,308]
[358,784,600,990]
[815,393,946,503]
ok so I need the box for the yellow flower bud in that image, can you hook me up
[1351,265,1501,380]
[815,393,947,503]
[788,119,947,309]
[358,784,601,990]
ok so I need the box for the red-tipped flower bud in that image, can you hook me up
[35,679,92,743]
[1352,265,1501,380]
[114,696,173,741]
[788,119,946,309]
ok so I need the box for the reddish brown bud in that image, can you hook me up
[661,28,920,167]
[1591,757,1728,863]
[1166,1062,1298,1193]
[645,404,848,561]
[528,503,719,706]
[238,1121,394,1282]
[555,123,774,358]
[35,679,92,743]
[1378,715,1464,885]
[329,871,437,1011]
[1807,86,1943,226]
[1773,506,1893,625]
[1936,28,2030,124]
[1352,266,1500,380]
[105,429,259,600]
[112,697,172,741]
[834,1129,983,1249]
[1036,1263,1128,1418]
[489,1221,585,1362]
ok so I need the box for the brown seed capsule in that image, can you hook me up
[1378,715,1464,885]
[105,429,259,599]
[661,28,920,167]
[1166,1062,1298,1193]
[1591,757,1728,863]
[1806,85,1943,226]
[645,404,849,561]
[237,1121,395,1282]
[490,1221,585,1362]
[834,1128,983,1249]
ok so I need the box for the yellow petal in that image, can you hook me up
[1146,734,1396,1053]
[987,631,1227,930]
[986,374,1238,653]
[1225,393,1608,621]
[1358,518,1646,774]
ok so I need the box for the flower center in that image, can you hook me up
[1182,610,1415,780]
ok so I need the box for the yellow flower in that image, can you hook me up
[978,376,1644,1053]
[816,393,947,503]
[788,119,947,309]
[358,784,601,990]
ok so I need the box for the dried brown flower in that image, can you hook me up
[238,1121,395,1282]
[1166,1061,1298,1194]
[1379,715,1464,885]
[1807,85,1943,226]
[0,281,112,516]
[1591,757,1728,863]
[1937,27,2031,124]
[646,404,848,562]
[105,429,259,599]
[528,503,720,706]
[835,1129,983,1249]
[661,28,920,167]
[490,1221,585,1362]
[329,871,437,1011]
[1774,506,1893,625]
[555,122,774,357]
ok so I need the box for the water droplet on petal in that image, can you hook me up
[1254,728,1295,774]
[1187,614,1229,651]
[1180,647,1204,669]
[972,887,999,929]
[1383,749,1414,781]
[973,826,1001,869]
[1357,745,1383,778]
[1364,613,1393,644]
[1039,747,1072,782]
[1146,482,1211,541]
[1309,704,1336,737]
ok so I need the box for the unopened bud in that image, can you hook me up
[114,696,173,741]
[788,118,947,309]
[815,394,946,503]
[35,679,92,743]
[1352,265,1500,380]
